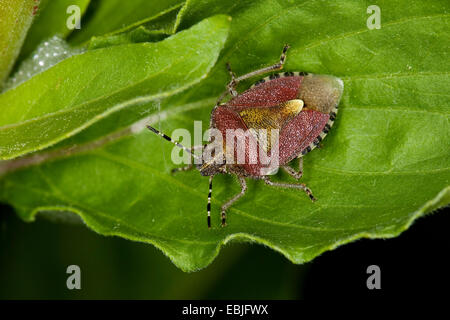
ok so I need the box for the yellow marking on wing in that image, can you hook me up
[239,99,304,152]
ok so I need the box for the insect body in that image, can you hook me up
[147,45,343,228]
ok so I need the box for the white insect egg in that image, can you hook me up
[3,36,85,91]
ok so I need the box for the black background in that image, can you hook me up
[0,203,448,299]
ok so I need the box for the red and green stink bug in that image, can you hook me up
[147,45,343,228]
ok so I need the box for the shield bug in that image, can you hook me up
[147,45,343,228]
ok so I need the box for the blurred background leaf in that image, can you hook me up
[1,204,448,299]
[0,15,230,160]
[86,4,184,49]
[18,0,91,62]
[0,205,305,299]
[68,0,184,45]
[0,0,37,87]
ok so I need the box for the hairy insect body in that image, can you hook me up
[207,72,342,177]
[147,45,343,228]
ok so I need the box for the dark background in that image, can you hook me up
[0,203,448,299]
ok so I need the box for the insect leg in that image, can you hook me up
[216,63,239,105]
[220,176,247,227]
[207,176,213,228]
[226,62,238,96]
[216,44,290,105]
[216,89,230,105]
[282,157,304,180]
[233,44,290,83]
[263,176,316,202]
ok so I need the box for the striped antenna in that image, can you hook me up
[146,125,201,161]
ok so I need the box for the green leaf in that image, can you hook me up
[0,0,37,87]
[18,0,91,61]
[0,15,231,160]
[1,0,449,272]
[68,0,184,45]
[87,3,184,49]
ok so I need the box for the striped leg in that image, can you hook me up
[232,44,290,83]
[226,62,238,97]
[217,44,290,104]
[282,157,304,180]
[207,176,213,228]
[220,176,247,227]
[263,176,316,202]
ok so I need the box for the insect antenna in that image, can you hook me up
[148,124,215,229]
[146,125,201,161]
